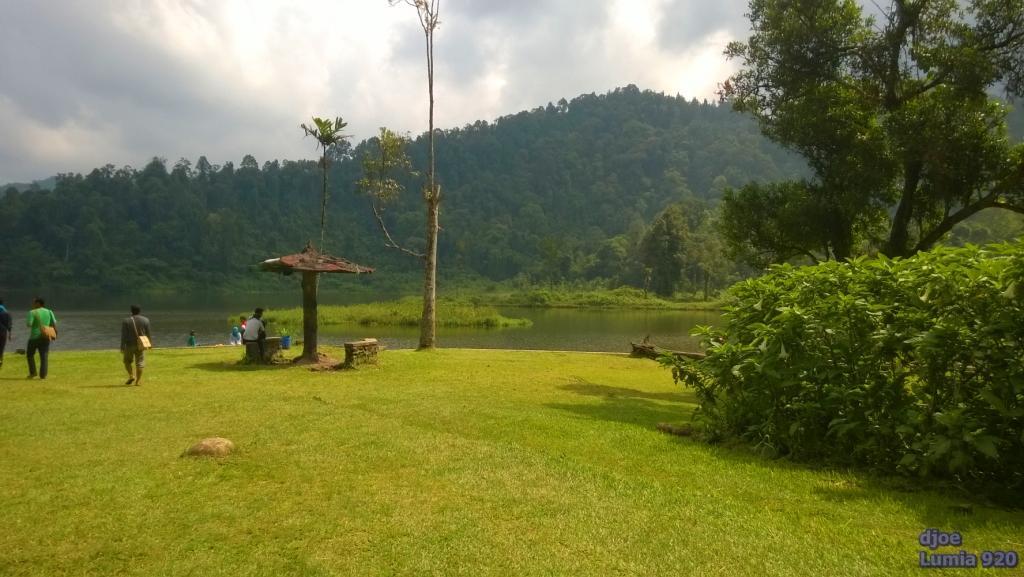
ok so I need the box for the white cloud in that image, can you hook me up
[0,0,743,183]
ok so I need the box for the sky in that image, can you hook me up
[0,0,752,184]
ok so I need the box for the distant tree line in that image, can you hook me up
[0,86,807,295]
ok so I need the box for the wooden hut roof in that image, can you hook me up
[260,243,374,274]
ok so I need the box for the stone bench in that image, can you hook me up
[244,337,282,364]
[343,338,380,368]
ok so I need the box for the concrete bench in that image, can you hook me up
[245,337,282,364]
[343,338,379,368]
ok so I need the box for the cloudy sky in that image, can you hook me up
[0,0,751,184]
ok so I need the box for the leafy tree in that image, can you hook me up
[722,0,1024,262]
[689,212,731,301]
[639,204,689,296]
[590,234,642,286]
[240,154,259,171]
[720,181,833,266]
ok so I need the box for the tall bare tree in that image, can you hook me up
[389,0,441,350]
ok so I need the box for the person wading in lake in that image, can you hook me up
[121,305,152,386]
[26,297,57,379]
[0,298,12,369]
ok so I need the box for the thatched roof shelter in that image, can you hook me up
[260,243,374,275]
[258,243,373,363]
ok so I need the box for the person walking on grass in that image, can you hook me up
[120,305,151,386]
[0,298,12,369]
[26,297,57,379]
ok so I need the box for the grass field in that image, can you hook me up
[0,347,1021,576]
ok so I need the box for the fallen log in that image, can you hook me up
[630,341,706,361]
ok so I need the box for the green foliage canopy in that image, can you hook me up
[640,204,690,296]
[722,0,1024,263]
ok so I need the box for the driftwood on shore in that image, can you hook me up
[630,340,706,361]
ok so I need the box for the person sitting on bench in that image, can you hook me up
[242,308,267,362]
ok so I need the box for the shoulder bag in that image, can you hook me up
[38,311,57,341]
[131,316,152,350]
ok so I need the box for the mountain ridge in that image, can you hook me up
[0,85,821,291]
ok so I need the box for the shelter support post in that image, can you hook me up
[302,271,319,361]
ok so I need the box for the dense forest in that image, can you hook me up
[1,85,1020,294]
[0,87,807,293]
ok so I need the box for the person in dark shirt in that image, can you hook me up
[120,304,152,386]
[0,298,12,369]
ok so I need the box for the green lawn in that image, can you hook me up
[0,347,1021,576]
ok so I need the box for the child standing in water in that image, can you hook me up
[187,331,197,347]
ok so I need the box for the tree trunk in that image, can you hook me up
[320,160,328,252]
[419,199,439,349]
[301,271,319,361]
[884,162,922,257]
[823,204,854,261]
[418,4,439,350]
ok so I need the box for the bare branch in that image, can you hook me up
[912,190,999,252]
[992,201,1024,215]
[370,200,425,260]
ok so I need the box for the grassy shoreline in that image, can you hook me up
[0,347,1021,576]
[451,286,724,310]
[258,297,532,331]
[245,287,723,332]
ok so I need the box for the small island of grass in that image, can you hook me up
[258,297,532,330]
[454,286,723,310]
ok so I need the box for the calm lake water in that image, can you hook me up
[2,298,720,353]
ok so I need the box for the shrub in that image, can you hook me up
[666,241,1024,496]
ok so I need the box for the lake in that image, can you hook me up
[1,298,719,353]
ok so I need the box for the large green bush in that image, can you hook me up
[668,241,1024,496]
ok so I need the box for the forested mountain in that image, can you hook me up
[1009,101,1024,142]
[1,86,810,292]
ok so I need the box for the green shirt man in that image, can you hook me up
[27,307,57,340]
[25,297,57,380]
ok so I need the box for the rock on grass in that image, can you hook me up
[182,437,235,457]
